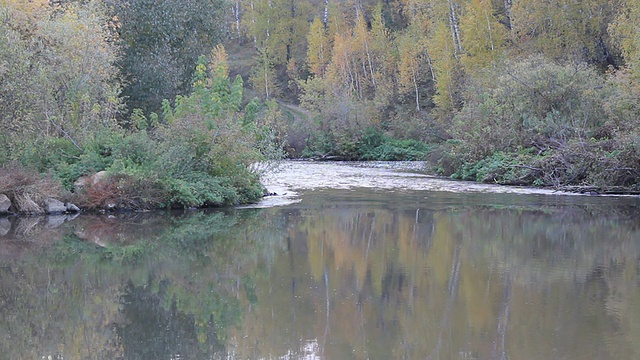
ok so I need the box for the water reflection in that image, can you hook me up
[116,280,224,359]
[0,190,640,359]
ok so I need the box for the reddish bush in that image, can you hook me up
[74,173,166,211]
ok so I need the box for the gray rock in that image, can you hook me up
[65,202,81,213]
[0,194,10,213]
[74,170,108,190]
[0,217,10,236]
[93,171,108,184]
[73,175,90,189]
[45,198,67,214]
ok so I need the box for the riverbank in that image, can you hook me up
[3,160,638,217]
[0,164,264,216]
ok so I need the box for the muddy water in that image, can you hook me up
[1,161,640,359]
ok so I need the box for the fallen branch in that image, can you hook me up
[557,185,640,195]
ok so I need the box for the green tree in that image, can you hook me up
[106,0,227,115]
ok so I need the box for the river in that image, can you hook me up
[1,161,640,359]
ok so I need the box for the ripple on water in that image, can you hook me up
[255,161,608,208]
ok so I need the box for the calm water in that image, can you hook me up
[2,182,640,359]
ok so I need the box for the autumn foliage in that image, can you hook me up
[2,0,640,195]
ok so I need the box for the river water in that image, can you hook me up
[1,161,640,359]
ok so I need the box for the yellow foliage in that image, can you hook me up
[460,0,505,73]
[307,17,330,78]
[429,20,459,112]
[210,44,230,79]
[609,0,640,78]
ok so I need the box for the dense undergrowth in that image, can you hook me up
[1,48,283,213]
[435,57,640,191]
[301,127,432,161]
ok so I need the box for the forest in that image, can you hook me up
[1,0,640,211]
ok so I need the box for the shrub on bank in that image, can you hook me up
[357,128,431,161]
[301,127,431,161]
[437,57,640,190]
[1,47,283,211]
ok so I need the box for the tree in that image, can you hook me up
[240,0,311,64]
[510,0,620,66]
[460,0,506,73]
[610,0,640,77]
[369,2,398,112]
[428,17,462,113]
[307,17,331,78]
[273,0,313,64]
[106,0,227,116]
[249,47,281,99]
[400,0,463,115]
[397,24,428,111]
[0,0,121,157]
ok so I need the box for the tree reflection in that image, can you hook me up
[115,279,224,359]
[0,209,285,359]
[230,195,640,360]
[1,191,640,359]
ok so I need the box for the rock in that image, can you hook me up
[73,175,90,189]
[65,202,81,213]
[74,170,108,190]
[0,217,10,236]
[45,198,67,214]
[0,194,10,213]
[66,212,80,221]
[93,171,108,183]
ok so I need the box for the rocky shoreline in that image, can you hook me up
[0,193,80,216]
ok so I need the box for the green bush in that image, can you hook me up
[1,49,282,211]
[357,128,431,161]
[301,127,431,161]
[433,56,640,189]
[451,151,536,184]
[88,52,273,209]
[441,56,608,169]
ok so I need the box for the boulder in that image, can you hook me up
[93,171,108,183]
[65,202,81,213]
[45,198,67,214]
[73,175,90,189]
[0,194,10,214]
[74,171,108,190]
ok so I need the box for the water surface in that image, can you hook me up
[1,162,640,359]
